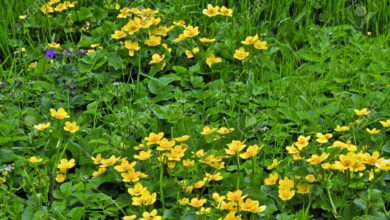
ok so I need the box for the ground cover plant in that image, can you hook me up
[0,0,389,219]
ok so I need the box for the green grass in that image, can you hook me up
[0,0,389,219]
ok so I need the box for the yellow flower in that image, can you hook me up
[156,138,175,151]
[185,50,194,58]
[205,172,223,181]
[29,156,43,163]
[57,159,75,173]
[379,119,390,127]
[225,140,245,155]
[183,159,195,167]
[278,189,295,201]
[201,126,217,135]
[173,20,186,26]
[92,167,106,177]
[50,108,70,120]
[267,159,279,170]
[145,35,161,47]
[54,3,67,12]
[64,121,79,133]
[334,125,350,132]
[366,128,380,134]
[114,160,136,172]
[189,198,207,208]
[354,108,370,116]
[199,37,216,43]
[174,34,187,43]
[19,15,27,20]
[240,198,266,213]
[305,174,316,183]
[111,30,126,39]
[279,176,294,190]
[294,135,310,150]
[48,42,61,49]
[241,34,258,45]
[220,6,233,17]
[212,192,226,203]
[315,133,333,143]
[375,159,390,171]
[363,151,381,166]
[134,150,152,160]
[332,140,357,151]
[140,209,161,220]
[122,215,137,220]
[122,21,140,35]
[206,53,222,68]
[149,54,165,64]
[100,155,119,168]
[226,189,247,202]
[195,149,205,158]
[335,152,357,171]
[240,145,261,159]
[264,172,279,185]
[173,135,190,142]
[55,173,66,183]
[91,154,103,165]
[297,183,311,194]
[203,4,220,17]
[179,197,190,205]
[254,40,267,50]
[183,26,200,38]
[124,40,140,56]
[41,4,54,14]
[286,145,299,154]
[196,207,211,215]
[33,122,51,131]
[128,182,148,196]
[145,132,164,145]
[307,152,329,165]
[217,127,235,134]
[192,47,200,54]
[233,47,249,60]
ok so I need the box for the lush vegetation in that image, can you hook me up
[0,0,389,219]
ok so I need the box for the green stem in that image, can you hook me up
[159,162,165,208]
[323,170,338,218]
[251,156,256,177]
[236,153,241,188]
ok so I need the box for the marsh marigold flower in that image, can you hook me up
[206,53,222,68]
[56,173,66,183]
[241,34,258,45]
[50,108,70,119]
[145,35,161,46]
[203,4,220,17]
[183,26,200,38]
[307,152,329,165]
[297,183,311,194]
[366,128,380,134]
[316,133,333,143]
[140,209,161,220]
[34,122,51,131]
[199,37,215,43]
[48,42,61,49]
[64,121,79,133]
[379,119,390,127]
[295,135,310,150]
[220,6,233,17]
[134,150,152,160]
[227,189,247,202]
[278,188,295,201]
[30,156,43,163]
[334,125,350,132]
[189,198,207,208]
[354,108,370,116]
[305,174,316,183]
[225,140,245,155]
[122,215,136,220]
[376,159,390,171]
[264,172,279,185]
[254,40,267,50]
[124,40,140,56]
[267,159,279,170]
[234,47,249,60]
[149,54,165,64]
[201,126,217,135]
[240,145,260,159]
[145,132,164,145]
[240,198,266,213]
[111,30,126,39]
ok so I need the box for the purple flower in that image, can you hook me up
[45,49,55,59]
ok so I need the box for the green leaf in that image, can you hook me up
[76,7,93,21]
[353,198,366,210]
[68,207,85,220]
[108,53,124,70]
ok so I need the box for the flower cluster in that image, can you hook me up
[56,158,75,182]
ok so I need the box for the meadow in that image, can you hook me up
[0,0,389,219]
